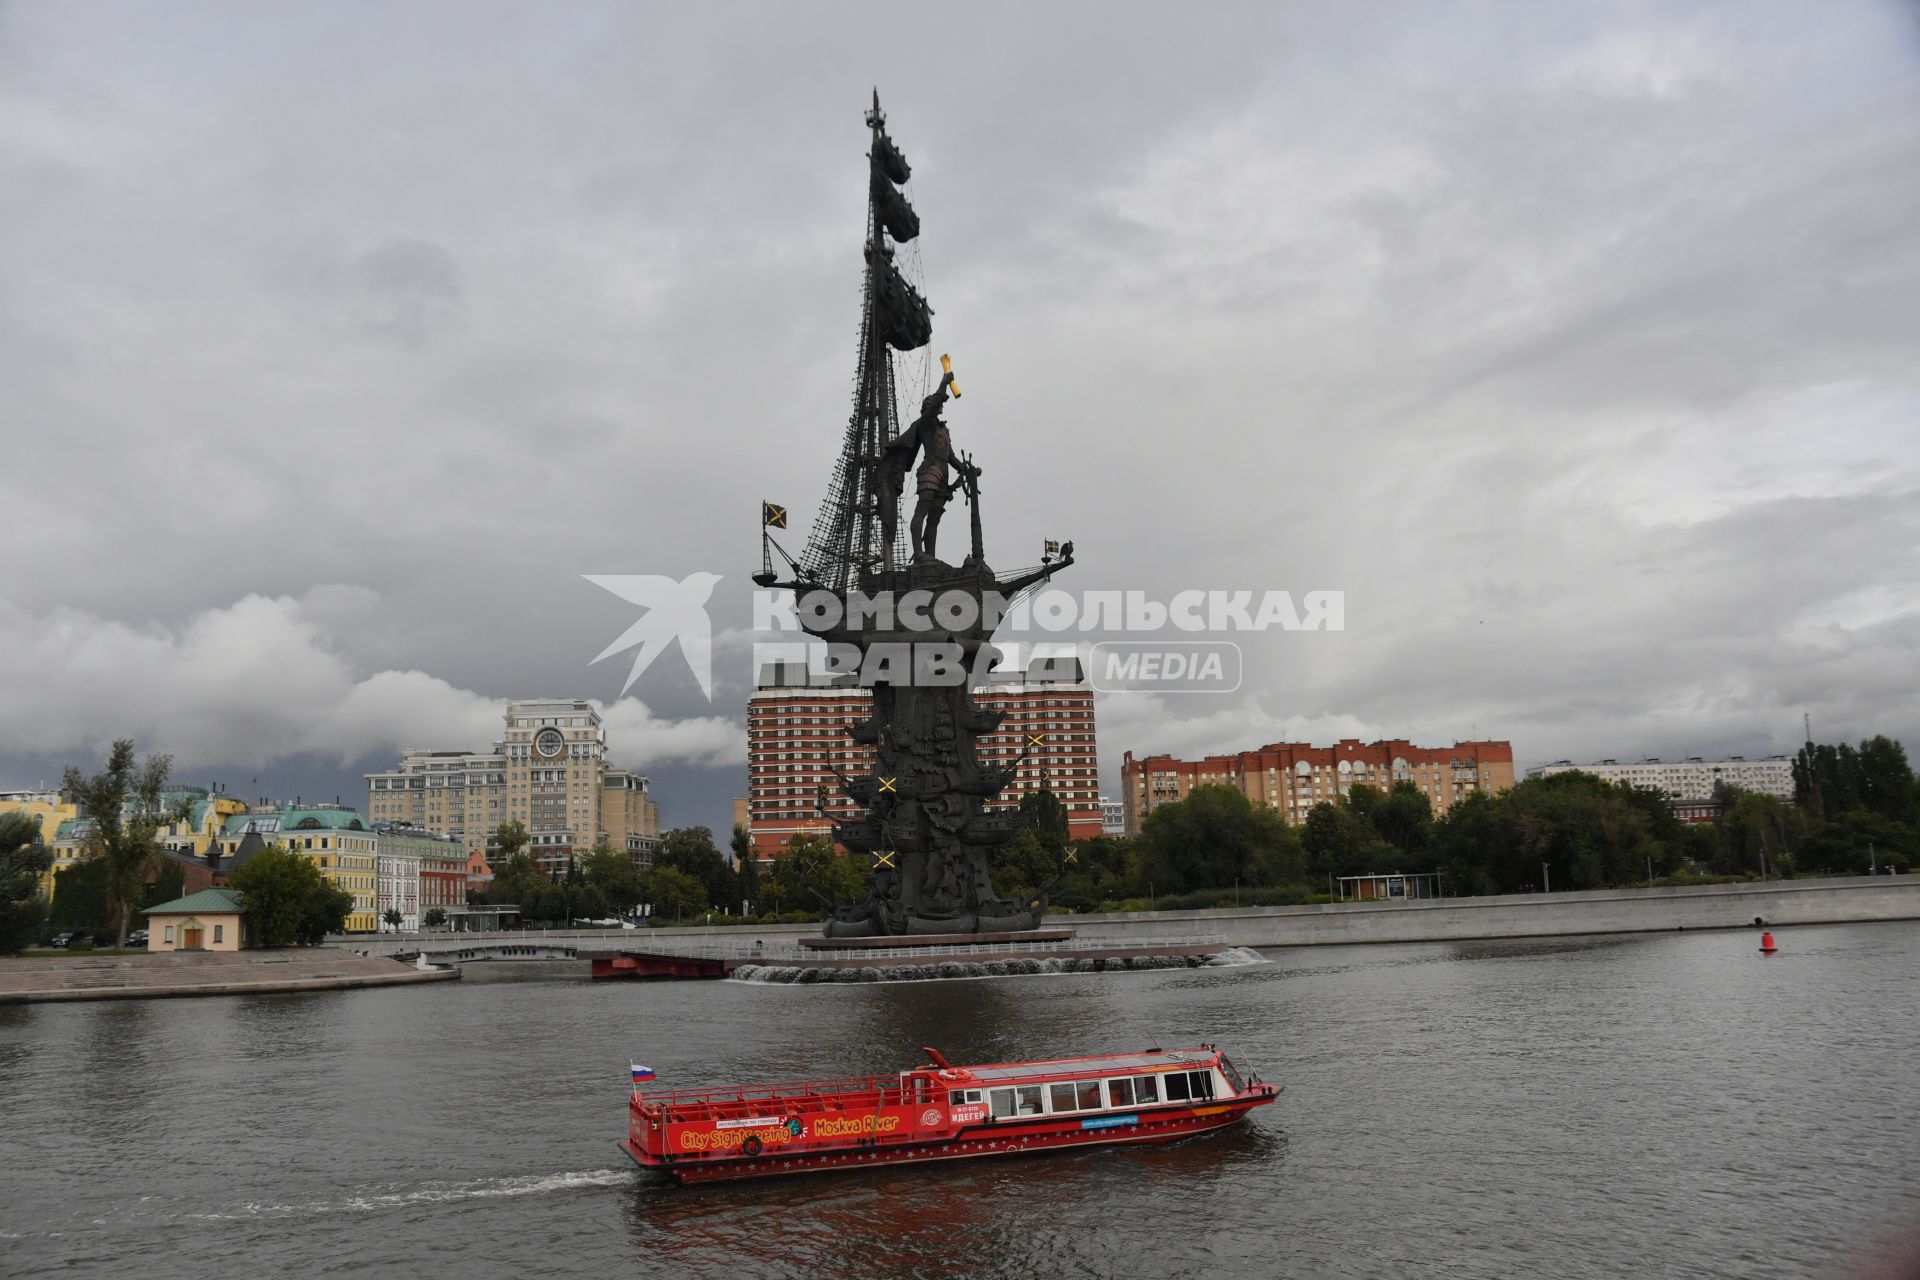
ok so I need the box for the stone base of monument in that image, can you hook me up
[797,928,1075,951]
[588,939,1260,983]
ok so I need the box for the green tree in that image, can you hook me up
[1795,736,1918,823]
[990,827,1059,902]
[731,825,760,912]
[1373,782,1437,860]
[62,740,190,947]
[1301,801,1384,881]
[1430,791,1511,896]
[644,866,706,921]
[0,812,52,954]
[989,788,1077,900]
[229,843,350,947]
[145,860,186,909]
[532,881,570,923]
[49,858,113,933]
[383,908,404,930]
[489,852,548,917]
[1715,788,1804,878]
[423,906,447,928]
[765,834,864,916]
[1138,785,1303,894]
[490,820,530,862]
[301,881,355,944]
[1051,835,1137,908]
[1427,772,1686,895]
[582,839,645,913]
[655,827,736,908]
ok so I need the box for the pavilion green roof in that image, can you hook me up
[143,888,245,916]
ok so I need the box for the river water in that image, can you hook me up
[4,923,1918,1279]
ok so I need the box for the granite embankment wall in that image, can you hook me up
[1064,875,1920,947]
[350,875,1919,954]
[0,951,458,1004]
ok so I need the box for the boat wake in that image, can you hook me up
[182,1168,633,1221]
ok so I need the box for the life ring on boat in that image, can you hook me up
[741,1135,764,1157]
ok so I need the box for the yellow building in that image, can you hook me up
[0,790,78,896]
[145,888,247,952]
[15,785,247,900]
[154,787,250,857]
[221,805,380,932]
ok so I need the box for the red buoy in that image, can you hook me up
[1759,930,1778,954]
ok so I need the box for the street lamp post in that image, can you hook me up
[1542,862,1551,893]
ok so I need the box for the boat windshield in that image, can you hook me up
[1218,1055,1245,1094]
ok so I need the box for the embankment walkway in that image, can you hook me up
[0,950,458,1004]
[345,874,1920,955]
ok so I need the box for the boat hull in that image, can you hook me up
[619,1094,1270,1185]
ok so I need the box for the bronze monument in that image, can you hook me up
[757,93,1074,936]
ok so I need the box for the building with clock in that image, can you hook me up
[364,699,661,879]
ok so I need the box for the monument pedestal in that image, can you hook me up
[798,927,1075,951]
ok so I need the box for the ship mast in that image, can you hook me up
[798,91,928,592]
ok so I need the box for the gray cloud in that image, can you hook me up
[1,2,1917,831]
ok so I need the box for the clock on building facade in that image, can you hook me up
[534,728,566,759]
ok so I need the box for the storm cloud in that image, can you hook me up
[2,2,1916,827]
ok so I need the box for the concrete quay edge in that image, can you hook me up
[0,965,460,1005]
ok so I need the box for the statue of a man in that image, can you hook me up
[878,370,959,564]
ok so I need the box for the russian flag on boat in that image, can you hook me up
[631,1063,656,1083]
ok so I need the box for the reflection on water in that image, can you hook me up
[2,922,1917,1279]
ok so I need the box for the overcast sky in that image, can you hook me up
[3,2,1917,833]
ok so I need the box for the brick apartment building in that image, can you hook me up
[747,663,1102,863]
[1121,738,1516,835]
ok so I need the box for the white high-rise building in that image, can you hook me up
[1526,756,1794,801]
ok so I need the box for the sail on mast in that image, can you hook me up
[798,92,932,592]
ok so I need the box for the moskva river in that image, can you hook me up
[5,922,1918,1279]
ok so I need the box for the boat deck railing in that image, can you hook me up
[635,1073,916,1118]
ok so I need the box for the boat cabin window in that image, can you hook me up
[949,1089,982,1106]
[1132,1074,1158,1104]
[989,1085,1045,1118]
[1109,1077,1134,1107]
[1163,1070,1216,1103]
[1218,1056,1245,1094]
[1047,1080,1105,1113]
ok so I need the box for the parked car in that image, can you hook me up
[48,931,78,949]
[124,930,149,949]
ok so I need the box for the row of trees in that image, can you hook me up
[1039,734,1920,907]
[477,820,752,924]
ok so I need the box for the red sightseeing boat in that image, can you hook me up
[619,1045,1280,1184]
